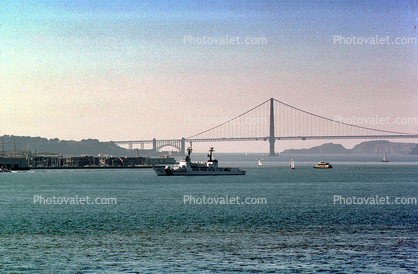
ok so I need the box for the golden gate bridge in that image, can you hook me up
[114,98,418,155]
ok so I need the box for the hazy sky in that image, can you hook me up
[1,0,417,152]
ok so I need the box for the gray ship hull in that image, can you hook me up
[153,166,246,176]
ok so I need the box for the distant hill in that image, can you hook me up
[281,140,417,155]
[408,144,418,155]
[281,143,349,154]
[351,140,416,154]
[0,135,136,157]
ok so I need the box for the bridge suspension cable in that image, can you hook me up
[187,98,270,139]
[116,98,417,154]
[273,98,410,135]
[187,97,413,140]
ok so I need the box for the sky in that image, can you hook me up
[1,0,417,153]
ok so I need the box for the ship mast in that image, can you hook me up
[186,142,193,158]
[208,147,214,161]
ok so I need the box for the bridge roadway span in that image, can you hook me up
[114,134,418,155]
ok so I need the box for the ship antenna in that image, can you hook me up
[208,147,214,161]
[187,142,193,157]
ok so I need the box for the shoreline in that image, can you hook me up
[29,165,160,170]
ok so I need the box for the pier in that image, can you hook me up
[0,155,176,170]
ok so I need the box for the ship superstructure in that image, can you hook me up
[153,146,246,176]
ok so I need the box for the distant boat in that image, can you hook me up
[290,159,295,169]
[257,158,263,167]
[381,153,389,162]
[313,161,332,169]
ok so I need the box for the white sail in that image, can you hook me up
[290,159,295,169]
[257,158,262,167]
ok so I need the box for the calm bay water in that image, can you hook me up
[1,154,418,273]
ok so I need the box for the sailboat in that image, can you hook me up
[290,159,295,169]
[257,158,263,167]
[381,153,389,162]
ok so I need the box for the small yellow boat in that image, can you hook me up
[313,161,332,169]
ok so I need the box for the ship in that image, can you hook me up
[290,159,295,169]
[313,161,332,169]
[153,146,246,176]
[381,153,389,162]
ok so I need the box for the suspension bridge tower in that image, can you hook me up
[269,98,276,156]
